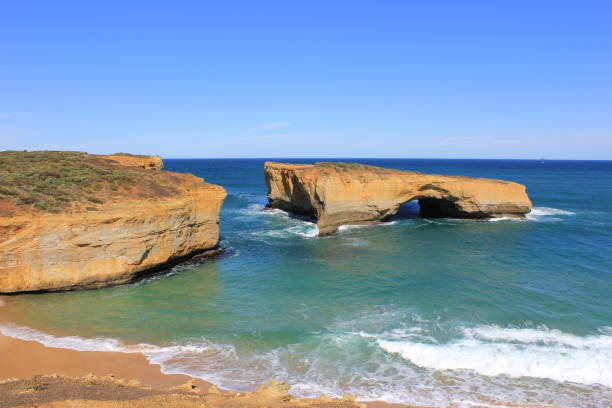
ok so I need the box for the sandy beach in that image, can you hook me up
[0,318,575,408]
[0,313,403,408]
[0,331,213,391]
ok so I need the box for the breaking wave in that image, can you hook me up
[377,325,612,388]
[526,206,575,220]
[2,320,611,407]
[337,221,397,232]
[231,203,319,239]
[488,207,575,222]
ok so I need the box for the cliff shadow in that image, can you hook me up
[388,197,477,221]
[387,200,421,221]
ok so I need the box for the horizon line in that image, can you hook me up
[160,157,612,161]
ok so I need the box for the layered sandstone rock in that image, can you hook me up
[0,152,226,293]
[100,154,164,170]
[265,162,532,235]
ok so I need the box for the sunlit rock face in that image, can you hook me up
[264,161,532,235]
[0,152,226,293]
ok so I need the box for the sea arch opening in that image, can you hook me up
[388,195,467,221]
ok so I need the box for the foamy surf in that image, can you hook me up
[487,207,575,222]
[236,203,319,238]
[0,323,132,352]
[258,223,318,238]
[1,321,610,407]
[234,203,281,217]
[337,221,398,232]
[526,207,575,221]
[0,322,238,384]
[377,324,612,388]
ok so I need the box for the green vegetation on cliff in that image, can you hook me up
[112,152,154,158]
[314,162,385,171]
[0,150,178,215]
[314,161,417,173]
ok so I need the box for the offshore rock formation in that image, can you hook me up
[265,162,532,235]
[0,152,226,293]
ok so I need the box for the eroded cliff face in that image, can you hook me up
[264,162,532,235]
[0,152,226,293]
[99,154,164,170]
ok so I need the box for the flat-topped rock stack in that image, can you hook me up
[0,151,226,293]
[264,161,532,235]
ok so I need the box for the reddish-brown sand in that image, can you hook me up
[0,332,212,391]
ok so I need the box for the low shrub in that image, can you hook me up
[0,150,178,215]
[315,162,385,172]
[21,376,46,392]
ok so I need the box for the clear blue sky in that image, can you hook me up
[1,1,611,159]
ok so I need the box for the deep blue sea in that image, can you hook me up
[2,159,611,407]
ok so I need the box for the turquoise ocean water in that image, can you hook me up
[1,159,611,407]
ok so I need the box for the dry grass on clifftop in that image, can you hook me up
[314,161,419,174]
[0,151,196,216]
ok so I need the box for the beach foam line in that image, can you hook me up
[2,321,610,407]
[0,323,217,356]
[377,324,612,388]
[0,322,257,391]
[0,323,130,352]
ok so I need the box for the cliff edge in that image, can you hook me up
[264,161,532,235]
[0,151,226,293]
[99,153,164,170]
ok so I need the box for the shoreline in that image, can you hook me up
[0,300,583,408]
[0,313,404,408]
[0,330,214,392]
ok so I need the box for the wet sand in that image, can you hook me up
[0,331,212,391]
[0,301,562,408]
[0,331,404,408]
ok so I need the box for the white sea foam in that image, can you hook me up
[487,217,519,222]
[2,322,611,407]
[234,203,279,217]
[0,323,230,358]
[238,203,401,238]
[0,323,130,352]
[337,221,398,232]
[256,215,318,238]
[0,323,236,382]
[528,207,575,216]
[239,203,319,238]
[259,223,318,238]
[377,324,612,388]
[487,207,575,223]
[526,207,575,221]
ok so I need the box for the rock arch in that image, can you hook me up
[264,162,532,235]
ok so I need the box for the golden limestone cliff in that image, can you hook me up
[0,151,226,293]
[99,153,164,170]
[264,161,532,235]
